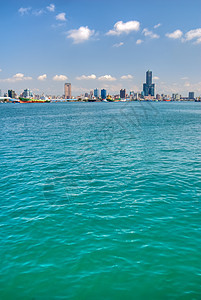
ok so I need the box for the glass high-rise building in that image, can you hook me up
[120,89,126,99]
[143,70,155,96]
[94,88,99,98]
[22,89,33,98]
[146,70,152,85]
[101,89,107,99]
[8,90,15,98]
[189,92,194,99]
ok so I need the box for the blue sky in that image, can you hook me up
[1,0,201,96]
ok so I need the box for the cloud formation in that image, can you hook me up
[113,42,124,47]
[136,39,143,44]
[19,4,55,16]
[32,9,44,16]
[67,26,95,43]
[143,28,159,39]
[154,23,161,29]
[185,28,201,44]
[0,73,32,82]
[53,75,68,81]
[37,74,47,81]
[166,28,201,44]
[56,13,66,21]
[153,76,159,80]
[98,75,116,81]
[121,75,133,80]
[47,4,55,12]
[18,7,31,15]
[76,74,96,80]
[107,20,140,36]
[166,29,183,39]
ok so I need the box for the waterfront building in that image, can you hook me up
[8,90,15,98]
[90,90,93,98]
[101,89,107,99]
[189,92,195,99]
[130,91,134,100]
[64,83,71,99]
[134,92,141,100]
[120,89,126,99]
[143,70,155,96]
[156,94,161,100]
[22,89,33,98]
[172,93,181,101]
[94,88,99,98]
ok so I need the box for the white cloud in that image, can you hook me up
[185,28,201,44]
[181,77,189,80]
[136,39,143,44]
[56,13,66,21]
[13,73,32,81]
[32,9,44,16]
[107,20,140,36]
[165,28,201,44]
[143,28,159,39]
[14,73,24,79]
[154,23,161,29]
[47,4,55,12]
[37,74,47,81]
[194,37,201,44]
[153,76,159,80]
[53,75,68,81]
[113,42,124,47]
[166,29,183,39]
[121,75,133,80]
[98,75,116,81]
[18,7,31,15]
[51,23,65,29]
[0,69,2,72]
[0,73,32,82]
[67,26,95,44]
[76,74,96,80]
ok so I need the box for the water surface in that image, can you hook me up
[0,102,201,299]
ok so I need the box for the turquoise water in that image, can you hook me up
[0,102,201,299]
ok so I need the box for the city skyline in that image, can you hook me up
[1,0,201,96]
[0,70,198,100]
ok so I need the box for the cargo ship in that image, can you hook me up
[19,97,50,103]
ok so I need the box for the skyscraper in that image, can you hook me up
[143,70,155,96]
[189,92,194,99]
[64,83,71,99]
[94,88,99,98]
[120,89,126,99]
[101,89,107,99]
[22,89,33,98]
[8,90,15,98]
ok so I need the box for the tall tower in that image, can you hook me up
[143,70,155,96]
[120,89,126,99]
[94,88,99,98]
[101,89,107,99]
[64,83,71,99]
[146,70,152,85]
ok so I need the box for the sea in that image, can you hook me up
[0,101,201,299]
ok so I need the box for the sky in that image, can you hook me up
[1,0,201,96]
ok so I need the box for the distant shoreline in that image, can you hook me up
[0,99,200,104]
